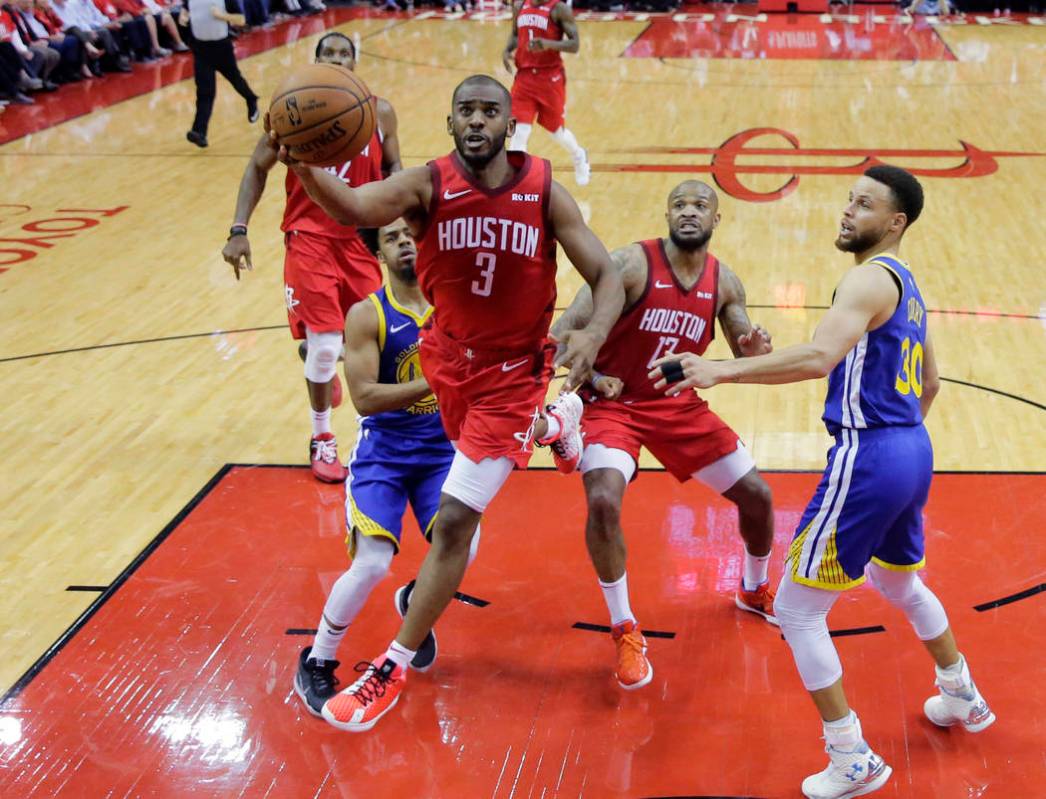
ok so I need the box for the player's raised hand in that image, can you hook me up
[738,324,773,357]
[552,328,601,391]
[222,235,252,280]
[593,373,624,400]
[527,38,546,52]
[649,352,724,396]
[266,114,304,170]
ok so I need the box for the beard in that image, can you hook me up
[834,228,881,253]
[453,129,507,169]
[669,227,712,252]
[394,264,417,284]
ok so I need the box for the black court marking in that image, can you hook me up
[974,583,1046,612]
[286,628,318,636]
[453,591,490,608]
[939,377,1046,413]
[1,464,234,707]
[65,585,108,592]
[573,621,676,639]
[780,625,886,641]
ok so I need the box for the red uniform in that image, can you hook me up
[416,151,557,467]
[511,0,568,132]
[582,239,741,481]
[281,130,384,339]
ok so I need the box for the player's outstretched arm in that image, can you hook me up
[650,263,897,394]
[343,300,432,416]
[548,181,625,390]
[376,98,402,176]
[550,243,643,340]
[716,264,772,358]
[919,331,941,418]
[222,133,278,279]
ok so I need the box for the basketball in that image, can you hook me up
[268,64,375,168]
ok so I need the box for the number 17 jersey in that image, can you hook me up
[416,150,558,355]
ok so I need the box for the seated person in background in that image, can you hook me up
[49,0,132,73]
[907,0,953,15]
[28,0,92,80]
[2,1,60,85]
[92,0,154,61]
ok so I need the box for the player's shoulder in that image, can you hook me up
[346,291,383,334]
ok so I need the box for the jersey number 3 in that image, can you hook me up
[472,252,496,297]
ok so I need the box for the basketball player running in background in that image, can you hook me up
[222,32,400,483]
[552,180,776,691]
[502,0,590,186]
[294,218,482,721]
[272,74,624,732]
[653,166,994,799]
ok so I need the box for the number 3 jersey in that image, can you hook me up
[591,238,719,402]
[416,151,558,355]
[823,254,927,432]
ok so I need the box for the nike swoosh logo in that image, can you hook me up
[443,188,472,200]
[655,281,674,289]
[501,358,529,372]
[389,322,411,333]
[551,75,561,82]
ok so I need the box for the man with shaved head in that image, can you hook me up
[275,73,625,731]
[551,180,777,690]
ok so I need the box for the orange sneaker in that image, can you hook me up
[321,658,406,732]
[735,581,779,625]
[611,620,653,690]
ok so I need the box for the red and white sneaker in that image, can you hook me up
[310,433,347,483]
[543,391,584,474]
[735,580,779,625]
[322,658,407,732]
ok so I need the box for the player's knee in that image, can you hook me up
[349,532,394,585]
[867,562,918,606]
[586,484,622,533]
[304,330,342,383]
[731,471,773,514]
[431,497,480,552]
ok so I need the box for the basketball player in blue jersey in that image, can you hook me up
[650,166,993,799]
[293,217,480,725]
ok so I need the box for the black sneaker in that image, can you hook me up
[393,581,437,672]
[186,130,208,148]
[293,646,340,716]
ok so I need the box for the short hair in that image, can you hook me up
[451,74,511,109]
[315,32,355,60]
[358,227,379,257]
[864,165,924,227]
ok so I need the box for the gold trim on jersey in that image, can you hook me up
[386,285,433,327]
[346,491,400,557]
[369,293,387,352]
[788,523,866,591]
[870,556,927,572]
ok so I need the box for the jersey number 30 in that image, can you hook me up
[472,252,496,297]
[895,336,924,397]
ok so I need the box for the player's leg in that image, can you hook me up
[323,452,513,732]
[774,571,892,799]
[304,326,346,481]
[540,71,589,185]
[187,49,216,144]
[508,75,538,151]
[580,447,653,690]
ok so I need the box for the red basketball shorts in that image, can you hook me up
[580,395,743,483]
[283,230,382,340]
[419,323,555,469]
[511,66,567,132]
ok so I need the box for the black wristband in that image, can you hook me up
[228,224,247,239]
[660,359,685,384]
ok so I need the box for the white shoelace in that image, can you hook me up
[313,438,338,464]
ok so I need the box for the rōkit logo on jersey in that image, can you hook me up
[436,217,541,257]
[512,192,539,203]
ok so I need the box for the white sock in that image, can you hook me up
[742,550,771,591]
[510,122,532,152]
[311,407,331,436]
[539,414,561,444]
[553,126,584,160]
[599,573,635,626]
[823,710,863,752]
[310,533,392,661]
[384,640,415,669]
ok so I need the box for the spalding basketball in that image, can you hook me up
[268,64,375,168]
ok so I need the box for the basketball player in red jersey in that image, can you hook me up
[270,74,624,731]
[221,32,400,483]
[551,180,777,690]
[502,0,590,186]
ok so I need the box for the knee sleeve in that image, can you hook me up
[348,529,394,586]
[867,563,949,641]
[304,329,342,384]
[774,572,844,691]
[441,451,514,513]
[510,122,532,152]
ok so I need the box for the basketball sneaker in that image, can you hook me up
[611,620,653,690]
[735,580,779,625]
[574,148,591,186]
[923,656,995,732]
[393,581,437,672]
[801,741,892,799]
[310,433,347,483]
[543,391,584,473]
[322,658,406,732]
[293,646,340,717]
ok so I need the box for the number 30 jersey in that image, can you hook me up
[416,150,558,354]
[823,254,928,432]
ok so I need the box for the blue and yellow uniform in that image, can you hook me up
[346,286,454,554]
[788,254,932,589]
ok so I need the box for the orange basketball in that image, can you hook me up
[268,64,375,168]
